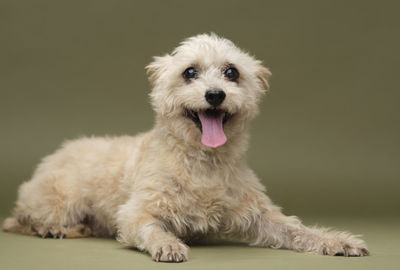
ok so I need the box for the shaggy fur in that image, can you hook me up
[2,34,369,262]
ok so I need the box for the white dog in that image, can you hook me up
[2,33,369,262]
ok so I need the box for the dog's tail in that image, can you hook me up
[2,217,35,235]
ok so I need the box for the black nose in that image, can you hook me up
[205,89,226,107]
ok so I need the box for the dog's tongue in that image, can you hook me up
[198,111,227,148]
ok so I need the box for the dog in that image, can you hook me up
[2,33,369,262]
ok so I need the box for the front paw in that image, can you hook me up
[319,234,370,257]
[151,241,189,262]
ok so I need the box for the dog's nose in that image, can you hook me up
[205,89,226,107]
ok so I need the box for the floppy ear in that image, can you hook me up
[256,63,272,90]
[145,54,172,86]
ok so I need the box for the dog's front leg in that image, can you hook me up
[228,191,369,256]
[116,197,188,262]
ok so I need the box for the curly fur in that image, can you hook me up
[2,33,369,262]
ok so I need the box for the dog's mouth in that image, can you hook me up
[184,108,233,148]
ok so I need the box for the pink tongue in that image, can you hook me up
[198,112,227,148]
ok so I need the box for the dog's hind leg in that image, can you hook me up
[2,216,92,238]
[2,171,92,239]
[2,217,36,235]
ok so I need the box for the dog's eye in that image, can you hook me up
[182,67,197,80]
[224,67,240,82]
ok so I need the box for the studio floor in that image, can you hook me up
[0,217,399,270]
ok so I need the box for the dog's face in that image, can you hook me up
[146,34,271,149]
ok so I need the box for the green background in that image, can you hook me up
[1,0,399,269]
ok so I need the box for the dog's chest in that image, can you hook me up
[161,179,234,237]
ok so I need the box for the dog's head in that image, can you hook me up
[146,33,271,149]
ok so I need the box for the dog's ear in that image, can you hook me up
[256,63,272,90]
[145,54,172,86]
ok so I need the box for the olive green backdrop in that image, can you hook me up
[1,1,400,269]
[1,0,399,218]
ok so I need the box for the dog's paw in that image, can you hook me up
[152,241,189,262]
[35,224,64,238]
[36,224,92,239]
[319,234,370,257]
